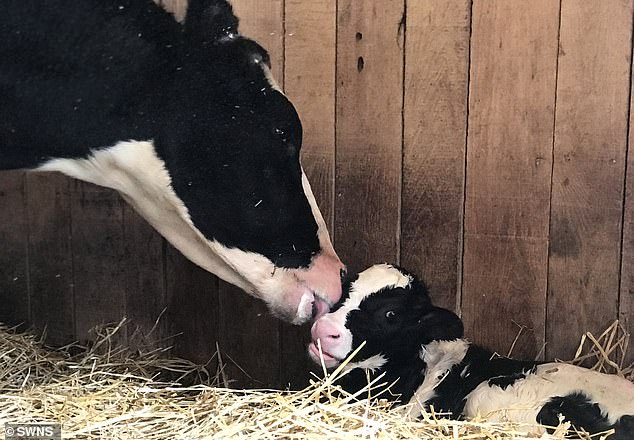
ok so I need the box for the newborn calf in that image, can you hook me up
[309,264,634,438]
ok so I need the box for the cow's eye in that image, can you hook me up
[385,310,396,319]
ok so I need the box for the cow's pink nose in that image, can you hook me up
[311,319,342,342]
[299,253,345,308]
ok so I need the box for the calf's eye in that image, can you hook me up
[385,310,396,319]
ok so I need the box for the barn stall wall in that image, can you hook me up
[2,0,634,389]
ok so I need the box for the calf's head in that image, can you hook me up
[309,264,463,369]
[162,0,345,323]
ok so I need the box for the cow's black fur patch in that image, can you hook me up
[487,371,528,389]
[1,0,320,267]
[537,392,634,439]
[329,272,358,313]
[347,271,433,366]
[337,272,435,402]
[428,344,537,417]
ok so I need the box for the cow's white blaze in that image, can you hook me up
[38,140,334,322]
[260,62,282,92]
[300,169,335,262]
[256,59,336,261]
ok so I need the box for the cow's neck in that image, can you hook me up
[37,139,254,293]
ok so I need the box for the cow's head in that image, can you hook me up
[309,264,463,368]
[158,0,344,324]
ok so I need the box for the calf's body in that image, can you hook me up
[310,264,634,438]
[1,0,344,323]
[411,339,634,438]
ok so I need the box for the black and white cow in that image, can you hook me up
[1,0,345,324]
[309,264,634,438]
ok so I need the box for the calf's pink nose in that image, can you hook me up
[311,319,342,342]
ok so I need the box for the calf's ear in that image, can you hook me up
[417,307,464,344]
[407,273,433,309]
[185,0,239,42]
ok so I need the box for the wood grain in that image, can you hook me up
[548,0,633,360]
[3,0,634,385]
[281,0,337,389]
[401,0,470,311]
[26,172,75,345]
[70,182,127,341]
[462,0,559,359]
[123,204,167,345]
[0,171,29,328]
[165,243,219,365]
[157,0,188,22]
[335,0,405,274]
[217,0,285,389]
[620,65,634,365]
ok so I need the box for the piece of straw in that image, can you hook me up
[0,319,628,439]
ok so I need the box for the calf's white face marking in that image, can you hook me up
[39,140,339,323]
[309,264,412,367]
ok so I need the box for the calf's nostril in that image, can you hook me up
[330,333,340,340]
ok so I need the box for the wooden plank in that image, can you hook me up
[26,172,75,345]
[70,181,127,340]
[462,0,559,359]
[401,0,470,311]
[217,0,285,389]
[123,204,168,345]
[0,170,29,328]
[549,0,632,360]
[620,26,634,367]
[280,0,337,391]
[285,0,336,235]
[233,0,284,81]
[165,244,220,365]
[335,0,405,274]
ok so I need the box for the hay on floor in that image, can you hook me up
[1,319,629,439]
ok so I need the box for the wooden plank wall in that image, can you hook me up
[2,0,634,388]
[462,0,559,359]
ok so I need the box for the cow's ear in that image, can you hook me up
[184,0,239,42]
[417,307,464,344]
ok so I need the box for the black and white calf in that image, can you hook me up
[1,0,345,324]
[309,264,634,438]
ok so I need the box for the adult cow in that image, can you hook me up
[0,0,344,324]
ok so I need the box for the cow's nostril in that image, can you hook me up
[330,333,340,340]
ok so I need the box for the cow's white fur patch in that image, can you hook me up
[261,63,282,92]
[37,141,332,322]
[406,339,470,417]
[301,169,334,264]
[463,362,634,434]
[38,141,258,293]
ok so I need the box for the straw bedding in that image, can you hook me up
[0,319,630,439]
